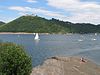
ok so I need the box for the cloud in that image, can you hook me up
[66,12,100,24]
[47,0,100,24]
[8,0,100,24]
[0,14,18,23]
[8,6,66,20]
[8,6,29,12]
[47,0,100,12]
[26,0,37,3]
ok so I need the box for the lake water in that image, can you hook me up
[0,34,100,67]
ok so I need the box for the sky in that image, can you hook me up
[0,0,100,24]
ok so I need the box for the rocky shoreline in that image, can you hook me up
[31,56,100,75]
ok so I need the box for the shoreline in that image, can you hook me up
[0,32,73,35]
[0,32,49,34]
[0,32,97,35]
[31,56,100,75]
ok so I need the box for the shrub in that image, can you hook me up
[0,43,32,75]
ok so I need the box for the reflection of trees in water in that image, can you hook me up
[0,39,3,43]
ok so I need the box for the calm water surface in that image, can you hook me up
[0,34,100,67]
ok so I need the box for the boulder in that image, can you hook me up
[31,56,100,75]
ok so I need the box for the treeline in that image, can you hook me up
[0,15,100,33]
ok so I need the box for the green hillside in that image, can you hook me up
[0,15,99,33]
[0,15,67,33]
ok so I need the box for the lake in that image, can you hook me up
[0,34,100,67]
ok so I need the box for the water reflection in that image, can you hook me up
[0,39,3,43]
[34,40,40,46]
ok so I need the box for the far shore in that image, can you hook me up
[0,32,49,34]
[0,32,98,35]
[0,32,73,35]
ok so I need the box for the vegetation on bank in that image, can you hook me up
[0,15,100,33]
[0,43,32,75]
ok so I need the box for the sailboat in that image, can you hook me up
[34,33,40,40]
[95,33,97,36]
[91,38,97,41]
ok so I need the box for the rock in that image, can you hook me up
[31,56,100,75]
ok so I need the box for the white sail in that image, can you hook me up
[95,33,97,36]
[91,38,96,41]
[34,33,40,40]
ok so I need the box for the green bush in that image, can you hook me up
[0,43,32,75]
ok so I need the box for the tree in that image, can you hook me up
[0,43,32,75]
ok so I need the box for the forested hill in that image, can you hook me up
[0,15,100,33]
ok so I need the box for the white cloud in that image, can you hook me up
[47,0,100,12]
[66,12,100,24]
[26,0,37,3]
[0,15,18,23]
[8,6,29,12]
[8,0,100,24]
[47,0,100,24]
[8,6,66,20]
